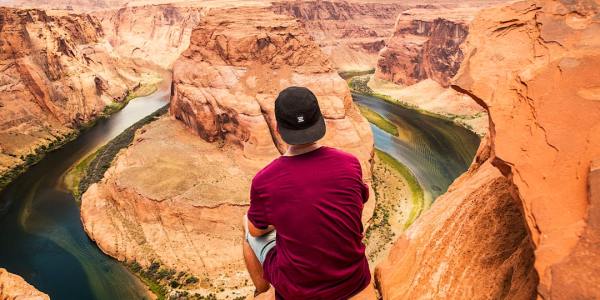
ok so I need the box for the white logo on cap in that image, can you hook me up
[297,115,305,123]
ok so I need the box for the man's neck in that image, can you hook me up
[284,143,322,156]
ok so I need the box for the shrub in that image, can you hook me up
[185,276,199,285]
[129,261,142,273]
[169,280,179,288]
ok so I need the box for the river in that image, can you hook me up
[0,87,169,299]
[0,87,479,299]
[353,93,480,204]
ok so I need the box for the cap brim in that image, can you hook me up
[277,115,326,145]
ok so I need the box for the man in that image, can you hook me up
[243,86,374,299]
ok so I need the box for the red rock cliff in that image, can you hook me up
[376,0,600,298]
[0,268,49,300]
[92,4,205,69]
[272,0,405,72]
[0,7,146,186]
[171,6,373,167]
[376,17,467,87]
[374,2,509,87]
[81,6,374,298]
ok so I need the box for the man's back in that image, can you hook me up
[248,146,370,300]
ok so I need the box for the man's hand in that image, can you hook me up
[244,214,275,237]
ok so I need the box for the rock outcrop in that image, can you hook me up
[0,268,49,300]
[271,0,405,72]
[0,7,149,187]
[170,6,373,167]
[376,0,600,299]
[376,17,467,87]
[374,2,507,87]
[365,1,511,136]
[81,7,373,298]
[92,4,205,69]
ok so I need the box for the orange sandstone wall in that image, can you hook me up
[0,7,143,186]
[376,0,600,298]
[0,268,49,300]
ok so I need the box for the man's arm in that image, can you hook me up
[245,214,275,237]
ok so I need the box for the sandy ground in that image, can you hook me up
[365,155,413,269]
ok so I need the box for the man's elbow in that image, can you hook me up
[248,226,264,237]
[249,225,274,237]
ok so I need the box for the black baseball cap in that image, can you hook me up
[275,86,326,145]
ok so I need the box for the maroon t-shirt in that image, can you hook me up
[248,146,370,300]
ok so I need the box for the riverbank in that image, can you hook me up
[0,82,170,299]
[338,68,375,80]
[365,149,425,268]
[0,74,162,193]
[375,150,425,230]
[357,105,399,137]
[348,74,488,136]
[63,76,163,198]
[65,104,168,199]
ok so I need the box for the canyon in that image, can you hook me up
[376,0,600,299]
[91,4,205,69]
[0,0,599,299]
[80,6,374,298]
[364,1,513,136]
[271,0,405,73]
[0,7,157,189]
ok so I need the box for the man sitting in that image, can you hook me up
[243,87,374,299]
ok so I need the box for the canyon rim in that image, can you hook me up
[0,0,599,299]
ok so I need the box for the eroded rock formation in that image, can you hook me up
[81,7,373,298]
[374,2,507,87]
[376,17,467,87]
[376,0,600,298]
[170,6,373,166]
[92,4,205,69]
[272,0,405,72]
[364,2,510,136]
[0,7,149,187]
[0,268,49,300]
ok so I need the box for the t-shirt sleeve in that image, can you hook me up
[361,182,369,204]
[354,156,369,204]
[247,179,270,229]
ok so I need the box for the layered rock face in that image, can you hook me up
[81,6,373,297]
[0,0,124,11]
[365,2,511,136]
[92,4,205,69]
[272,0,405,72]
[170,6,373,166]
[376,139,538,299]
[0,7,145,185]
[376,0,600,299]
[0,268,49,300]
[376,18,466,87]
[374,2,507,87]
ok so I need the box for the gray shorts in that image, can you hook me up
[245,217,276,265]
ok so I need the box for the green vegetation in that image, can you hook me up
[357,104,399,136]
[363,177,393,261]
[0,131,79,191]
[348,74,484,136]
[102,83,158,116]
[74,104,169,200]
[348,75,375,95]
[64,149,100,198]
[375,149,425,229]
[126,260,214,300]
[127,261,167,300]
[0,76,162,193]
[338,68,375,80]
